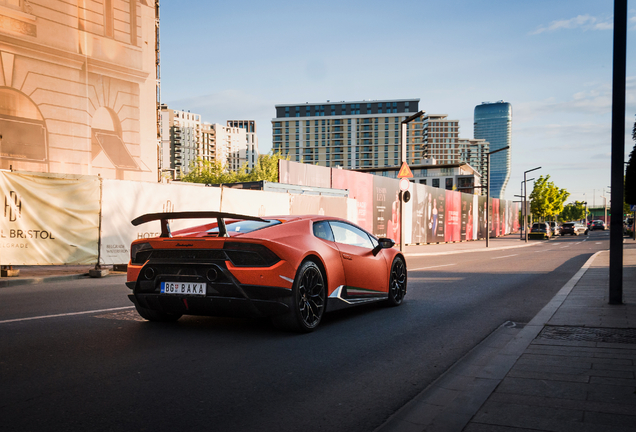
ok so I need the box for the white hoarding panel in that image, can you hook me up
[220,188,290,217]
[100,180,222,264]
[0,171,100,265]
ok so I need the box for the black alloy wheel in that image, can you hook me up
[273,260,326,332]
[386,256,407,306]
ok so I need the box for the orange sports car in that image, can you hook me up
[126,212,407,332]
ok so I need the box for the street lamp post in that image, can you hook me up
[399,110,424,252]
[486,146,510,247]
[523,167,541,242]
[520,177,534,240]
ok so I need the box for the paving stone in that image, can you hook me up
[486,392,636,415]
[464,423,544,432]
[586,384,636,405]
[585,369,635,379]
[507,369,590,383]
[520,353,633,366]
[592,362,636,372]
[512,363,592,376]
[528,344,636,357]
[588,376,636,387]
[583,411,636,429]
[494,377,589,400]
[529,339,598,348]
[470,400,583,430]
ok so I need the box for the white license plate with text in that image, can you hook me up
[160,282,206,296]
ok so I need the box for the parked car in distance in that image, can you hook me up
[549,221,561,236]
[529,222,551,239]
[126,212,407,333]
[590,220,606,231]
[561,222,588,236]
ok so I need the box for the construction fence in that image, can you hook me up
[0,164,518,266]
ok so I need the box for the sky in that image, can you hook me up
[160,0,636,206]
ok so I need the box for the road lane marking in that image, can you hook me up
[595,242,602,245]
[491,254,518,259]
[0,306,135,324]
[410,263,457,271]
[561,245,570,248]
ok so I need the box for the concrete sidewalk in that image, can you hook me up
[378,242,636,432]
[0,265,125,287]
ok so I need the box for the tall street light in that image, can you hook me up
[520,177,534,239]
[399,110,424,252]
[486,146,510,247]
[523,167,541,242]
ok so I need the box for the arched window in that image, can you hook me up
[0,87,48,165]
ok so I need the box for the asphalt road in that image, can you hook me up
[0,231,610,432]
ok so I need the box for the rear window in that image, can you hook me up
[206,219,280,235]
[563,223,574,227]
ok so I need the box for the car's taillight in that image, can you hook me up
[223,242,280,267]
[131,242,153,264]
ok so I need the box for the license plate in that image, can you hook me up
[160,282,206,296]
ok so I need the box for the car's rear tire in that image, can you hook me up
[134,304,182,322]
[386,256,407,307]
[272,260,326,333]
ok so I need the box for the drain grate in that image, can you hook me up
[538,326,636,344]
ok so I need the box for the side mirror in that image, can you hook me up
[372,237,395,256]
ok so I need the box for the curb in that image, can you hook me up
[0,272,109,288]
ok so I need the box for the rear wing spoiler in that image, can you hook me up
[131,211,267,238]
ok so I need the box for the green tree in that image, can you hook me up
[248,152,288,182]
[529,175,570,220]
[181,159,239,184]
[529,176,550,219]
[181,152,289,184]
[561,201,587,222]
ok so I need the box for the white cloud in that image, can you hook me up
[514,77,636,122]
[530,14,613,35]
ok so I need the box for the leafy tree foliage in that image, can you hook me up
[181,152,288,184]
[529,175,571,220]
[560,201,588,222]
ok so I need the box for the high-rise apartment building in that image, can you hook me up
[160,106,202,177]
[474,101,512,199]
[272,99,422,168]
[227,120,260,170]
[272,101,489,185]
[212,124,247,172]
[160,105,260,177]
[458,138,489,191]
[418,114,461,164]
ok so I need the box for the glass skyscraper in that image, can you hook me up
[474,101,512,199]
